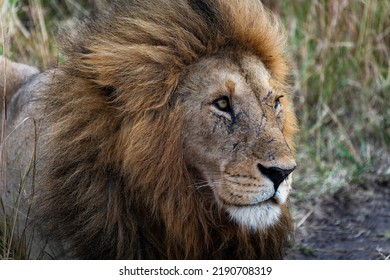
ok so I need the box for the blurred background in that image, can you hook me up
[1,0,389,259]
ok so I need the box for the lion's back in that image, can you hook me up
[1,64,62,259]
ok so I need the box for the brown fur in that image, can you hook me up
[18,0,297,259]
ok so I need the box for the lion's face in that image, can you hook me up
[179,54,296,231]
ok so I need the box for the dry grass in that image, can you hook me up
[1,0,389,259]
[1,0,106,68]
[272,0,390,201]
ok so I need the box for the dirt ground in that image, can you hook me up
[286,178,390,260]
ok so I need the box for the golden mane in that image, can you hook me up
[34,0,295,259]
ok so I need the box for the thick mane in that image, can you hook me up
[35,0,294,259]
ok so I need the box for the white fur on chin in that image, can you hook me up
[226,174,292,231]
[226,203,282,231]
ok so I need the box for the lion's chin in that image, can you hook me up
[225,202,282,232]
[211,175,292,231]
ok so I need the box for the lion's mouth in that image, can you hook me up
[217,194,278,208]
[212,182,291,230]
[211,174,292,208]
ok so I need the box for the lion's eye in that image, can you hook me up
[213,96,231,112]
[274,96,283,110]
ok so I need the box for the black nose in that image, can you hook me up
[257,164,296,191]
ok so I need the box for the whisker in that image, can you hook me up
[187,179,225,190]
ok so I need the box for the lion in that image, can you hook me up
[1,0,298,259]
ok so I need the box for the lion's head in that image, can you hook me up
[180,54,296,231]
[4,0,298,259]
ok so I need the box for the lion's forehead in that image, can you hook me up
[240,55,272,92]
[185,55,272,103]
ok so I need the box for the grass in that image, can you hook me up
[298,244,316,257]
[1,0,389,259]
[1,0,106,68]
[385,230,390,241]
[275,0,390,201]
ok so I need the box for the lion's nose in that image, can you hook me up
[257,164,296,191]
